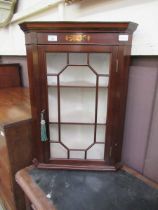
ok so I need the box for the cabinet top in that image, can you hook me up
[20,21,138,33]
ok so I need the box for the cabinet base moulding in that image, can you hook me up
[33,158,121,171]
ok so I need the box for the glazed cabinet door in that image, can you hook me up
[36,45,119,170]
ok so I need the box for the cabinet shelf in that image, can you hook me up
[48,85,108,88]
[49,109,107,125]
[47,81,109,88]
[47,74,109,77]
[49,141,104,146]
[49,122,106,125]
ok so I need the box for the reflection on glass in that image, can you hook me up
[87,144,105,160]
[96,125,106,142]
[89,53,110,75]
[49,124,58,141]
[69,53,87,65]
[60,88,95,123]
[48,87,58,122]
[99,76,109,87]
[61,125,94,149]
[98,88,108,123]
[47,76,57,85]
[50,143,67,158]
[60,66,96,86]
[70,151,85,159]
[46,53,67,74]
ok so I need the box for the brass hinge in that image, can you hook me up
[109,146,113,158]
[116,59,119,73]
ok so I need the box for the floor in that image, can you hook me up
[29,168,158,210]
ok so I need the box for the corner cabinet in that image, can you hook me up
[20,22,138,171]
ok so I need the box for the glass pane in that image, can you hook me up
[47,76,57,86]
[98,88,108,123]
[89,53,110,75]
[48,87,58,122]
[60,66,96,86]
[61,125,94,149]
[49,124,58,141]
[47,52,110,162]
[50,143,67,159]
[69,53,87,65]
[87,144,105,160]
[99,76,109,87]
[70,151,85,159]
[46,53,67,74]
[96,125,106,143]
[60,88,95,123]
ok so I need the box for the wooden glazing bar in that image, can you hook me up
[47,73,109,77]
[94,76,99,143]
[98,74,109,77]
[60,142,70,159]
[96,142,105,144]
[88,65,98,75]
[66,64,89,67]
[87,53,89,65]
[85,143,95,159]
[47,73,58,76]
[85,143,95,151]
[58,65,69,75]
[69,149,86,151]
[50,141,59,143]
[57,75,61,144]
[84,150,87,160]
[59,142,69,150]
[67,53,69,65]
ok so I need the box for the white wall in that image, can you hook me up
[0,0,158,55]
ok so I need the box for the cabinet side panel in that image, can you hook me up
[5,120,33,210]
[26,45,45,162]
[113,46,131,163]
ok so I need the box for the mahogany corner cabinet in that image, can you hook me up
[20,21,138,171]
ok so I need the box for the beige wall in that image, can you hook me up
[122,57,158,182]
[0,0,158,55]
